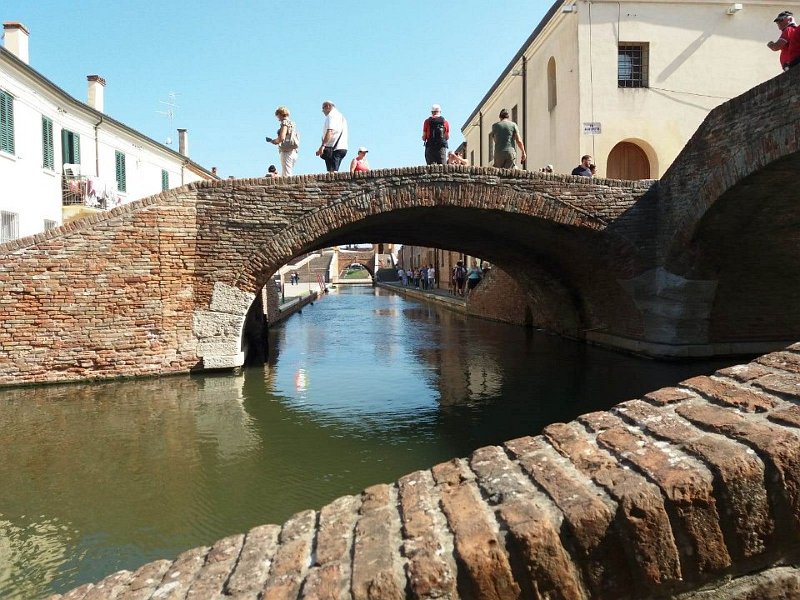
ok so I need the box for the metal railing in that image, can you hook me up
[62,174,108,210]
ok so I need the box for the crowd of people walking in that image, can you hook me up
[395,260,486,299]
[262,97,610,179]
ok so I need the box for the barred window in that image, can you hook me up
[44,219,58,230]
[618,43,649,88]
[1,211,19,243]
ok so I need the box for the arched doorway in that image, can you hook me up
[606,141,650,179]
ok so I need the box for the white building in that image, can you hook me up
[0,22,215,243]
[462,0,798,179]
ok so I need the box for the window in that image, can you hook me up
[115,150,126,192]
[618,43,649,88]
[42,116,54,170]
[43,219,58,230]
[0,90,14,154]
[470,150,474,166]
[1,211,19,243]
[61,129,80,165]
[161,169,169,191]
[511,105,518,125]
[488,132,495,163]
[547,57,558,110]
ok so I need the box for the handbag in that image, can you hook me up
[320,131,342,161]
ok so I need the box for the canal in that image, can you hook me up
[0,286,738,599]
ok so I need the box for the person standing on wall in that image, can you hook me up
[316,100,349,172]
[422,104,449,165]
[767,11,800,71]
[491,108,526,169]
[266,106,299,176]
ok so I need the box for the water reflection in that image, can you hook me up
[0,286,737,599]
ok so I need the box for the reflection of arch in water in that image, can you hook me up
[606,139,656,180]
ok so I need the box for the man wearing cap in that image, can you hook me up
[422,104,450,165]
[767,11,800,71]
[316,101,349,172]
[350,147,370,174]
[491,108,527,169]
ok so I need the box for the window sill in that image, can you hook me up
[0,150,17,163]
[42,168,57,177]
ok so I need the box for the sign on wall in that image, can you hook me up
[583,122,602,135]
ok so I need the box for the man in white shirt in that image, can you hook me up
[316,100,349,172]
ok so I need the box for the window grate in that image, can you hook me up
[618,43,649,88]
[44,219,58,231]
[1,211,19,243]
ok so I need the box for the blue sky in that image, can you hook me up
[6,1,550,177]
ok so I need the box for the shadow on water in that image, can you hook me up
[0,286,740,599]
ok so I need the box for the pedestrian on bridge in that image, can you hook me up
[350,147,370,174]
[767,11,800,71]
[491,108,526,169]
[267,106,299,177]
[317,101,349,172]
[422,104,449,165]
[571,155,593,177]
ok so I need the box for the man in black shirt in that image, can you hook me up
[571,155,593,177]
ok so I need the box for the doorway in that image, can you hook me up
[606,141,650,180]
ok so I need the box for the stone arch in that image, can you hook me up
[606,139,656,180]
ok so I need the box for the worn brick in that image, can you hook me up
[681,376,778,413]
[262,510,316,600]
[469,445,586,600]
[543,421,683,588]
[431,459,521,600]
[225,524,281,598]
[505,435,630,597]
[676,402,800,535]
[615,399,772,559]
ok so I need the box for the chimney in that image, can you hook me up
[178,128,189,156]
[3,22,30,64]
[87,75,106,112]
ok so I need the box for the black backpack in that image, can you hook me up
[427,116,446,148]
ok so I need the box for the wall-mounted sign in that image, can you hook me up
[583,122,602,135]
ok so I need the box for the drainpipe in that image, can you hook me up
[522,55,528,170]
[479,111,484,166]
[94,116,104,177]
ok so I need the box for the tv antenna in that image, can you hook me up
[157,91,180,145]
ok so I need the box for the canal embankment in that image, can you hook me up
[375,281,466,314]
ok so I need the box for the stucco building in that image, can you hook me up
[462,0,796,178]
[0,22,215,242]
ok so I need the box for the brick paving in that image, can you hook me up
[51,345,800,599]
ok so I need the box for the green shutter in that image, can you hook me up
[61,129,80,165]
[161,169,169,191]
[115,151,126,192]
[0,91,14,154]
[42,116,54,170]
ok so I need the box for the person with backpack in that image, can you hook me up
[267,106,300,176]
[422,104,450,165]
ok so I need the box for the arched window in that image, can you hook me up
[547,57,557,111]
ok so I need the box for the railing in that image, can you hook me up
[62,172,121,210]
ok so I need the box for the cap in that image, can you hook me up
[431,104,441,112]
[358,146,368,153]
[546,164,554,170]
[775,10,793,21]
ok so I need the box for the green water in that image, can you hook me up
[0,287,737,598]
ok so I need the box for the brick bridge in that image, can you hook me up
[3,66,800,385]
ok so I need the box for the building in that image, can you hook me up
[0,22,215,243]
[462,0,795,178]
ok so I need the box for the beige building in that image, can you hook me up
[463,0,797,178]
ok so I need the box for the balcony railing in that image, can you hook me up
[61,173,121,210]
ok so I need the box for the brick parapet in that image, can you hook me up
[50,346,800,599]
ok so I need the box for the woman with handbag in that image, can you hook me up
[266,106,299,176]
